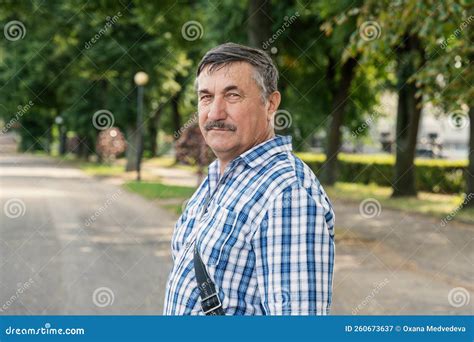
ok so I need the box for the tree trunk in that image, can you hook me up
[247,0,271,48]
[392,35,424,197]
[149,105,163,157]
[465,106,474,207]
[171,93,181,141]
[59,127,67,155]
[321,57,357,185]
[77,135,92,160]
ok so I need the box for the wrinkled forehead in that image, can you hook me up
[196,62,255,92]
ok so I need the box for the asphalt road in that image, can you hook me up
[0,154,175,314]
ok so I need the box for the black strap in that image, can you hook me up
[193,245,225,315]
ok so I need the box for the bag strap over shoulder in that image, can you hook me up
[193,245,225,315]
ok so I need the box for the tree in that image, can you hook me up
[399,1,473,201]
[310,1,379,185]
[247,0,272,48]
[392,34,425,196]
[351,0,471,197]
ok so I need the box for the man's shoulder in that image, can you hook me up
[246,151,326,205]
[256,151,321,189]
[238,152,333,231]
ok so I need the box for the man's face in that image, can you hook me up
[197,62,274,161]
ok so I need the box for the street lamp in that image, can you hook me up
[134,71,149,181]
[55,115,66,155]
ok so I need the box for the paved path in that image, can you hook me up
[0,154,176,314]
[331,199,473,315]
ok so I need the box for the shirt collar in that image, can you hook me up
[239,134,293,168]
[208,135,293,185]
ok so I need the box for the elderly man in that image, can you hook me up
[164,42,335,315]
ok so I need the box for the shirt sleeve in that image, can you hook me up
[251,184,335,315]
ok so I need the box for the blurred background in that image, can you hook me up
[0,0,472,315]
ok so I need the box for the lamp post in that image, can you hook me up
[55,115,66,156]
[134,71,149,181]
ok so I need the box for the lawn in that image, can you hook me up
[123,181,196,216]
[78,162,125,177]
[123,181,196,200]
[325,182,474,224]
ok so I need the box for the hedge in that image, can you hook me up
[296,153,468,194]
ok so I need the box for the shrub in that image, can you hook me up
[297,153,467,194]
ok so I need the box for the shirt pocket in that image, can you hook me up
[197,203,238,266]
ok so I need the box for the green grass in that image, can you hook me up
[325,182,474,224]
[162,203,186,215]
[296,152,468,167]
[123,181,196,201]
[79,162,125,177]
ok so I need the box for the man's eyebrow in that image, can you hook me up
[222,85,241,92]
[197,88,211,95]
[198,85,242,95]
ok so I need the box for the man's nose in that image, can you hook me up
[207,96,227,121]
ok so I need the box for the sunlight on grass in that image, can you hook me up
[296,152,467,167]
[80,163,125,176]
[123,181,196,200]
[325,182,474,223]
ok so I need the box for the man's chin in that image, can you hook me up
[207,140,238,154]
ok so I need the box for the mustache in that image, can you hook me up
[204,121,237,131]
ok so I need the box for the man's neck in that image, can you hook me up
[219,161,228,177]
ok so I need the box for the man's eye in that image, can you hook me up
[226,93,241,99]
[200,95,212,101]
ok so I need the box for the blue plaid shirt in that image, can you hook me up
[164,135,335,315]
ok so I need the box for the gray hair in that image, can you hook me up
[196,42,279,103]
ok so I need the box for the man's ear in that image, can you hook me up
[266,91,281,120]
